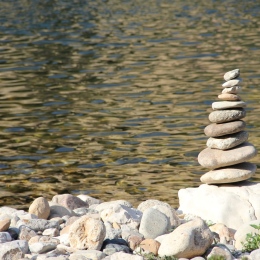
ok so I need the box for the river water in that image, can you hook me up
[0,0,260,209]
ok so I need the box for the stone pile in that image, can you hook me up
[198,69,257,184]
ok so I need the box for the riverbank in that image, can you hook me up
[0,193,258,260]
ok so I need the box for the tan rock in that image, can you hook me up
[128,235,144,250]
[204,120,246,137]
[200,162,257,184]
[29,197,50,219]
[60,225,71,235]
[158,217,213,258]
[69,215,105,250]
[209,223,232,244]
[218,93,241,101]
[140,239,160,255]
[198,142,257,169]
[222,79,241,88]
[0,218,11,232]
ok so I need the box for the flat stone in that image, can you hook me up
[0,218,11,232]
[222,86,242,94]
[222,79,241,88]
[198,142,257,169]
[209,109,246,123]
[218,93,241,101]
[206,131,248,150]
[204,120,246,137]
[223,69,240,81]
[200,162,257,184]
[212,101,246,110]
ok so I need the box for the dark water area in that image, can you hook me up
[0,0,260,209]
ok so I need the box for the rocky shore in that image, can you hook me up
[0,193,259,260]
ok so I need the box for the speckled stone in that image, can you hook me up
[222,79,241,88]
[204,120,246,137]
[218,93,241,101]
[212,101,246,110]
[198,142,257,169]
[222,86,242,94]
[209,109,246,123]
[200,162,257,184]
[223,69,240,81]
[206,131,248,150]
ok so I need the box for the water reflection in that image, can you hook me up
[0,0,260,209]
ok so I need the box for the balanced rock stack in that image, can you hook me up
[198,69,257,184]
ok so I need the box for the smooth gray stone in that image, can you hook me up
[222,86,242,94]
[222,79,241,88]
[223,69,240,81]
[198,142,257,169]
[204,120,246,137]
[206,131,248,150]
[200,162,257,184]
[209,109,246,123]
[212,101,246,110]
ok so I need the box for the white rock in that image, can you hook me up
[158,217,213,258]
[234,220,260,250]
[29,242,57,253]
[224,69,240,81]
[250,248,260,260]
[77,195,102,206]
[0,231,12,243]
[139,208,170,239]
[100,204,142,226]
[137,199,180,227]
[69,249,106,260]
[212,101,246,110]
[178,182,260,230]
[0,240,29,259]
[222,86,242,94]
[95,200,132,212]
[106,251,144,260]
[222,79,242,88]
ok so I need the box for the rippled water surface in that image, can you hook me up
[1,0,260,209]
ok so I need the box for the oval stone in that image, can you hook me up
[206,131,248,150]
[200,162,257,184]
[222,86,242,94]
[223,69,240,81]
[204,120,246,137]
[222,79,241,88]
[212,101,246,110]
[218,93,241,101]
[198,142,257,169]
[209,109,246,123]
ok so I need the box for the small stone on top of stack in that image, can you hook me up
[198,69,257,184]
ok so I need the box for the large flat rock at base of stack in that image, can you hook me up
[200,162,257,184]
[178,182,260,230]
[209,108,246,123]
[198,142,257,168]
[204,120,246,137]
[206,131,248,150]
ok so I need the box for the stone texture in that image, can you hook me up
[52,194,89,210]
[222,86,242,94]
[0,218,11,232]
[198,142,257,169]
[139,239,160,255]
[137,199,179,227]
[0,240,29,260]
[206,244,234,260]
[0,231,12,243]
[209,108,246,123]
[222,78,241,88]
[69,249,106,260]
[204,120,246,137]
[206,131,248,150]
[200,162,257,184]
[77,195,102,206]
[95,200,132,212]
[209,223,232,244]
[158,217,213,258]
[212,101,246,110]
[178,182,260,230]
[101,238,131,255]
[139,208,170,239]
[29,197,50,219]
[49,203,75,218]
[104,251,144,260]
[234,220,260,250]
[100,204,142,226]
[69,215,105,250]
[250,248,260,260]
[21,219,60,232]
[18,225,37,241]
[218,93,241,100]
[128,235,144,250]
[223,69,240,81]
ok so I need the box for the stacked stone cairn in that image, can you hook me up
[198,69,258,184]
